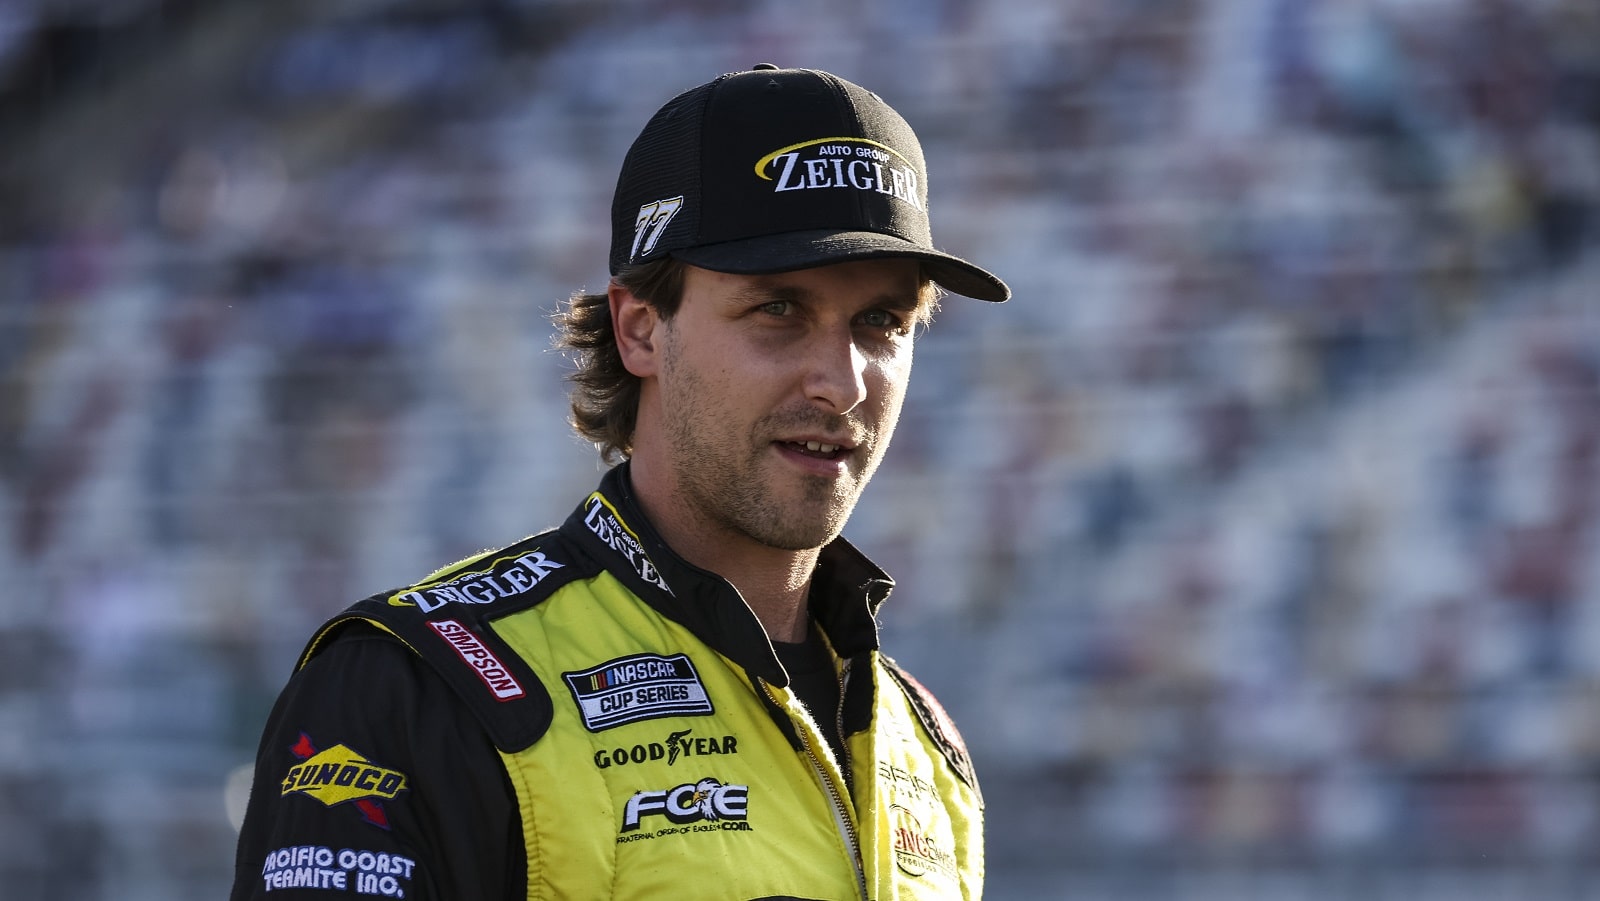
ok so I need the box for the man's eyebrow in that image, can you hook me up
[725,279,925,316]
[727,282,809,306]
[875,290,923,313]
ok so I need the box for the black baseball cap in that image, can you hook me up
[609,64,1010,303]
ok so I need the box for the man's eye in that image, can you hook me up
[860,310,906,331]
[758,300,791,316]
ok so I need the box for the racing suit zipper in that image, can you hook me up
[835,658,853,796]
[762,680,868,901]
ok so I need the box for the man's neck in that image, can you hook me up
[713,551,816,643]
[627,464,820,643]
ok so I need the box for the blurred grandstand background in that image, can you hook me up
[1,0,1597,898]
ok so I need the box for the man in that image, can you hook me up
[232,64,1009,900]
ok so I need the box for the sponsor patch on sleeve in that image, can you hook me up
[260,844,417,896]
[281,733,408,830]
[563,653,713,732]
[427,619,525,701]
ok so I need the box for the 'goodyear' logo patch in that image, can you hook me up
[282,733,408,829]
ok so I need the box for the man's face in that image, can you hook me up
[649,258,926,552]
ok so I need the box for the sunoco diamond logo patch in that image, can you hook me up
[281,733,408,830]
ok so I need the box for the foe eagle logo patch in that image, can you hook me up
[620,777,751,834]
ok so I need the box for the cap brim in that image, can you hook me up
[671,229,1010,302]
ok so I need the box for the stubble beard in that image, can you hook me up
[661,367,886,553]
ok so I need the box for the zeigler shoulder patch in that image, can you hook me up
[387,546,567,615]
[298,532,598,754]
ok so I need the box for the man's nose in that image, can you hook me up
[802,327,868,415]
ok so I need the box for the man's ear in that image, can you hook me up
[610,281,661,378]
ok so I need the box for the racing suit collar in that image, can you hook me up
[560,462,892,685]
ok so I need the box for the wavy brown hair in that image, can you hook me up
[554,258,686,463]
[554,257,940,463]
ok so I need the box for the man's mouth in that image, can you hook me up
[780,440,848,461]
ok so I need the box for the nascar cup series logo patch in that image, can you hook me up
[281,733,408,830]
[563,653,713,732]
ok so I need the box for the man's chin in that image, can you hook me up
[750,503,852,552]
[754,526,846,553]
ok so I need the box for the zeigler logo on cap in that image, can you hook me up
[753,137,923,211]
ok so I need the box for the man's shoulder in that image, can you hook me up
[879,656,982,801]
[376,528,593,620]
[300,529,597,753]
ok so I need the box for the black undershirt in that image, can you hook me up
[771,626,848,778]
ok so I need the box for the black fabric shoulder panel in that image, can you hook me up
[882,656,983,805]
[298,531,597,753]
[302,606,552,754]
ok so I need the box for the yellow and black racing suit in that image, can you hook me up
[231,462,984,899]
